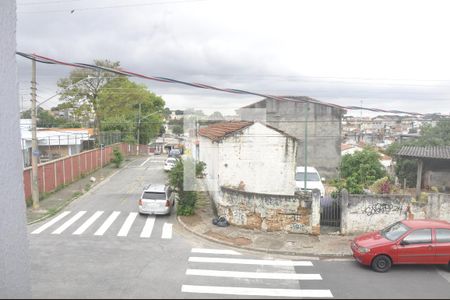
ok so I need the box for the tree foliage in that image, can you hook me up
[57,59,120,131]
[97,77,165,144]
[57,60,166,145]
[21,107,81,128]
[337,147,387,194]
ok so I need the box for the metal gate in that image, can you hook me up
[320,195,341,228]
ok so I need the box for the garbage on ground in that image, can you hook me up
[212,216,229,227]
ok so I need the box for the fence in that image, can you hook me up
[22,143,145,202]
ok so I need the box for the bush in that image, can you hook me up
[176,191,197,216]
[369,177,398,194]
[111,148,123,168]
[196,161,206,178]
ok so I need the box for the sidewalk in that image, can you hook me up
[178,192,355,258]
[27,156,139,225]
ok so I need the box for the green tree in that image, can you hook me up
[338,148,387,194]
[97,77,165,144]
[57,59,121,135]
[172,125,183,136]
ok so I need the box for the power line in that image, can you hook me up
[15,52,427,116]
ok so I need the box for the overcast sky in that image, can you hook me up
[16,0,450,117]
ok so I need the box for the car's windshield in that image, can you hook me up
[295,172,320,182]
[166,158,177,164]
[380,221,410,241]
[142,192,166,200]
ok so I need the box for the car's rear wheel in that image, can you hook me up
[371,255,392,272]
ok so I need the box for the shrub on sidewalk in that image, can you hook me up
[111,147,123,168]
[177,191,197,216]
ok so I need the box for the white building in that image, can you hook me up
[198,121,298,196]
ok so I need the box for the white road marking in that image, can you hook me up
[94,211,120,236]
[117,212,138,237]
[437,268,450,283]
[140,215,155,238]
[72,211,104,235]
[51,211,87,234]
[161,222,172,239]
[181,285,333,298]
[139,157,151,167]
[191,248,241,256]
[186,269,322,280]
[31,211,71,234]
[188,257,313,266]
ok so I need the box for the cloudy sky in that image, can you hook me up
[16,0,450,116]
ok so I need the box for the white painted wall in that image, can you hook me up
[0,1,32,297]
[199,122,297,196]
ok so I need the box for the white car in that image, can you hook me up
[138,184,174,215]
[295,166,325,197]
[163,157,178,172]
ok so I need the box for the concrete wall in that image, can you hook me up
[199,122,298,196]
[219,187,321,234]
[340,190,450,235]
[0,1,32,297]
[242,99,344,178]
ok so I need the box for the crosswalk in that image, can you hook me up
[30,210,173,240]
[182,248,333,298]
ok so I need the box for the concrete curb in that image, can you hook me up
[177,216,353,259]
[27,158,137,225]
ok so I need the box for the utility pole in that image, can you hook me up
[304,102,309,190]
[31,59,40,209]
[137,103,141,155]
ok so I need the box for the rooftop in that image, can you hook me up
[198,121,253,142]
[396,145,450,160]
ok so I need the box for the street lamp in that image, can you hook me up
[136,109,163,155]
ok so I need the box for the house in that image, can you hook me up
[238,96,346,178]
[198,121,298,196]
[20,123,91,166]
[341,143,364,156]
[396,146,450,197]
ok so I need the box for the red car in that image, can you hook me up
[351,219,450,272]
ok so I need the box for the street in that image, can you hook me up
[28,156,450,299]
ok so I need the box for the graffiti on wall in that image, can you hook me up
[363,202,402,216]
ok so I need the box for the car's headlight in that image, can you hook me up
[358,246,371,253]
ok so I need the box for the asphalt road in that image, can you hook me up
[28,156,450,299]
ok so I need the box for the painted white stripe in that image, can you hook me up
[94,211,120,236]
[52,211,86,234]
[140,215,155,238]
[188,257,313,266]
[181,285,333,298]
[117,212,138,237]
[139,157,151,167]
[31,211,71,234]
[161,222,172,239]
[186,269,322,280]
[191,248,241,256]
[73,211,104,235]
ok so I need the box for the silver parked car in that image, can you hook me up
[138,184,175,215]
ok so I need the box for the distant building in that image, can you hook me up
[239,96,346,178]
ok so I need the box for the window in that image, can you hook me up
[381,221,410,241]
[436,229,450,243]
[142,192,166,200]
[295,172,320,181]
[403,229,432,244]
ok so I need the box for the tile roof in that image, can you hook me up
[396,146,450,160]
[199,121,254,142]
